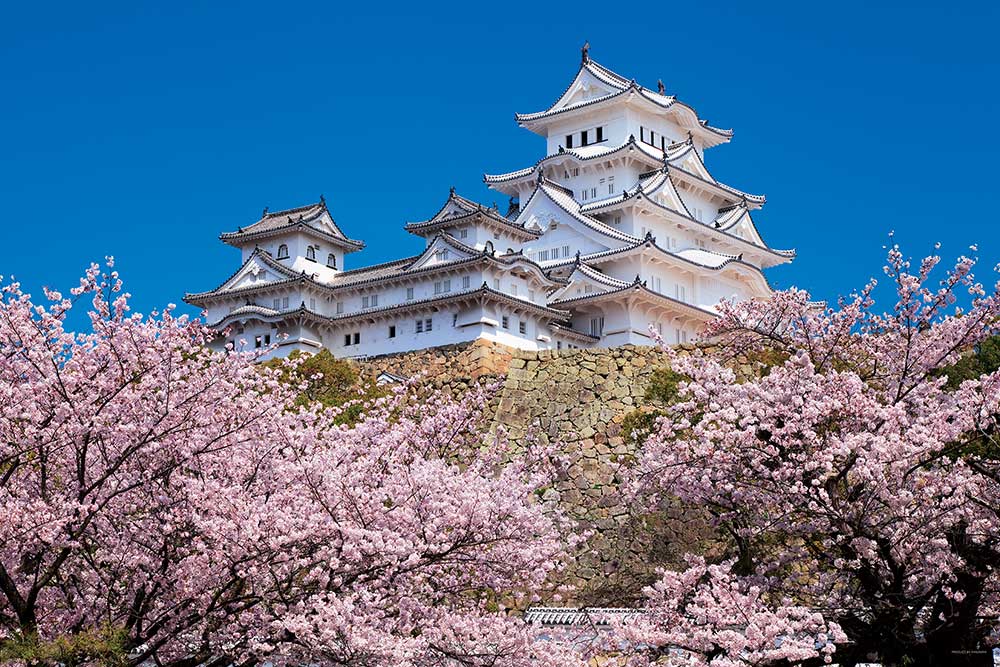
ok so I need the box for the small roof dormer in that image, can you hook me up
[220,197,365,253]
[514,46,733,149]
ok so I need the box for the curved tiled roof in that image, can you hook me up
[405,189,540,239]
[220,199,365,251]
[549,276,718,320]
[546,236,775,291]
[514,59,733,145]
[516,178,642,245]
[186,236,560,305]
[484,136,680,185]
[207,284,569,329]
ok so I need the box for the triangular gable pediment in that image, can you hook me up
[515,184,628,252]
[548,264,628,301]
[407,235,478,271]
[551,67,623,112]
[306,209,349,240]
[724,210,766,246]
[217,253,297,294]
[673,147,714,182]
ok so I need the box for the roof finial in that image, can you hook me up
[581,41,590,64]
[449,185,456,196]
[574,250,581,265]
[319,194,325,204]
[687,131,694,144]
[657,79,665,94]
[537,171,545,184]
[261,206,269,217]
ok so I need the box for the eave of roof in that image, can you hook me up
[220,221,365,251]
[549,277,718,320]
[220,199,365,250]
[186,242,561,305]
[514,60,732,145]
[206,284,570,328]
[516,177,642,245]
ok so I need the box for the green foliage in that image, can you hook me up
[0,626,128,667]
[621,409,666,447]
[644,367,688,404]
[938,335,1000,388]
[263,349,387,424]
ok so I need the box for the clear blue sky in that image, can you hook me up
[2,1,998,322]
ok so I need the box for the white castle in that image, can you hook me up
[186,46,793,359]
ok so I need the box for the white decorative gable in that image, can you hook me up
[407,235,478,271]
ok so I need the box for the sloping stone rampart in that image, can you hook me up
[355,342,718,603]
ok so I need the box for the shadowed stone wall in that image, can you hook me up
[355,342,720,604]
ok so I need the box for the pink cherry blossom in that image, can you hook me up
[0,261,581,667]
[625,246,1000,666]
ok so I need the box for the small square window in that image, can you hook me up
[388,325,396,338]
[416,319,424,333]
[425,318,433,331]
[518,321,526,335]
[459,228,468,239]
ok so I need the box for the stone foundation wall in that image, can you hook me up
[355,341,719,604]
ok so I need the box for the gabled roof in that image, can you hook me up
[186,248,304,304]
[547,261,631,302]
[514,55,732,148]
[514,177,642,246]
[404,188,540,240]
[549,274,719,321]
[207,283,571,329]
[186,235,563,306]
[220,198,365,251]
[545,236,775,294]
[484,136,680,186]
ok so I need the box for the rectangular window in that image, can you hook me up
[640,126,646,143]
[580,190,588,201]
[511,284,518,296]
[661,136,666,151]
[416,319,424,333]
[565,134,573,149]
[591,187,597,198]
[502,315,509,329]
[614,215,622,225]
[596,126,604,142]
[388,325,396,338]
[282,297,289,309]
[650,130,656,145]
[529,289,535,302]
[406,287,414,300]
[344,334,352,346]
[264,334,271,346]
[442,279,451,292]
[434,282,442,294]
[273,298,280,310]
[425,318,432,332]
[580,129,588,146]
[254,335,263,349]
[675,284,686,301]
[353,332,360,345]
[572,168,579,176]
[452,313,458,327]
[371,294,378,307]
[557,341,562,350]
[309,298,316,310]
[459,228,468,239]
[590,317,605,336]
[362,295,370,308]
[609,183,615,194]
[494,279,500,289]
[518,321,526,335]
[462,276,470,289]
[336,301,344,314]
[539,249,549,261]
[562,245,570,257]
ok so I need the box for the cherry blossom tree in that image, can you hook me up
[625,244,1000,667]
[0,261,577,667]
